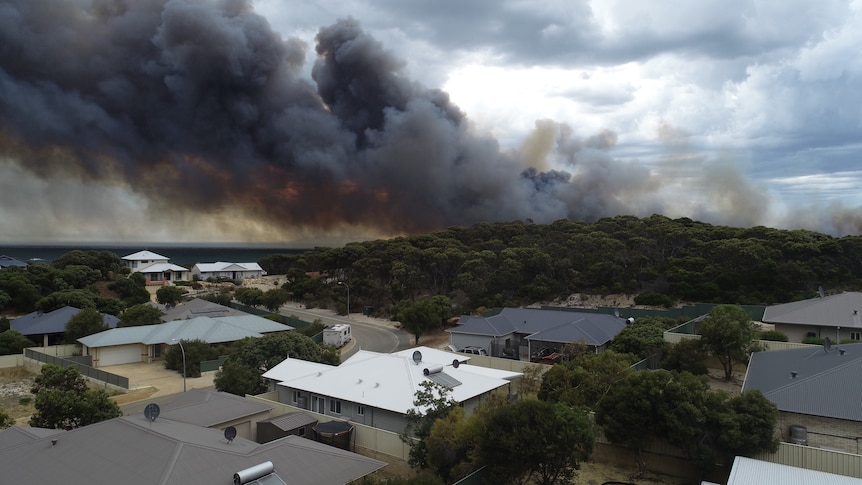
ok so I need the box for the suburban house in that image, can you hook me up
[78,315,293,367]
[11,306,119,346]
[0,255,27,268]
[448,308,630,359]
[0,414,386,484]
[762,292,862,342]
[191,261,266,281]
[121,250,191,286]
[157,389,274,442]
[262,346,522,434]
[741,342,862,454]
[158,297,249,322]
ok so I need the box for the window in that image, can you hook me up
[851,332,861,341]
[292,391,299,404]
[357,405,365,416]
[330,399,342,414]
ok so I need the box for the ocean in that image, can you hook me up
[0,244,308,266]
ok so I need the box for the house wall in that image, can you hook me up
[778,411,862,454]
[277,386,408,434]
[773,324,861,343]
[448,333,504,355]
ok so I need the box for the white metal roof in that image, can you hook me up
[194,261,263,272]
[78,315,293,348]
[135,262,189,273]
[271,346,521,414]
[121,250,169,261]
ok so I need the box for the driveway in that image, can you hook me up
[100,362,215,398]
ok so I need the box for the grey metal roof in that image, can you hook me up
[158,389,273,427]
[0,415,386,485]
[11,306,119,335]
[742,342,862,421]
[0,426,63,451]
[762,292,862,327]
[0,255,27,268]
[78,314,293,348]
[258,412,318,431]
[448,308,628,346]
[161,298,247,322]
[727,456,862,485]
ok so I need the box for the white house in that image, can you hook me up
[192,262,266,281]
[121,250,191,286]
[262,346,522,434]
[762,292,862,342]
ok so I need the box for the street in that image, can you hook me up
[278,305,412,358]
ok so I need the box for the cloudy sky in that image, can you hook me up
[1,0,861,245]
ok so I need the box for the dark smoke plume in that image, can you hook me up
[0,0,855,243]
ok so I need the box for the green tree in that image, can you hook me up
[215,332,333,396]
[718,390,779,459]
[396,295,452,345]
[608,319,668,359]
[108,275,151,307]
[119,304,163,327]
[0,330,33,355]
[699,305,762,380]
[29,365,121,429]
[235,287,264,306]
[477,399,595,485]
[202,291,233,306]
[261,288,289,312]
[156,285,187,306]
[64,308,108,343]
[36,289,98,312]
[163,339,219,378]
[402,381,457,470]
[538,351,635,408]
[662,338,708,375]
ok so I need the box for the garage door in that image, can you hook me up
[97,345,142,367]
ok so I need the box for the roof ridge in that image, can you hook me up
[766,353,862,396]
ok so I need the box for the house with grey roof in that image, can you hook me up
[121,249,191,286]
[0,255,27,268]
[742,342,862,453]
[157,389,274,441]
[762,292,862,343]
[158,297,248,322]
[723,456,862,485]
[448,308,630,359]
[78,314,293,367]
[262,346,521,434]
[11,306,119,346]
[192,261,266,280]
[0,414,386,484]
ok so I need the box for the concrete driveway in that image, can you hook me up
[100,362,215,397]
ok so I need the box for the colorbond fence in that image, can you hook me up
[24,348,129,389]
[757,442,862,478]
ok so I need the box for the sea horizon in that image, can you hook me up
[0,243,310,266]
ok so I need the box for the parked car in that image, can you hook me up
[458,346,487,356]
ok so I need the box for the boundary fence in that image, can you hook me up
[24,349,129,389]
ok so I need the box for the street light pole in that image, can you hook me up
[170,338,187,392]
[338,281,350,319]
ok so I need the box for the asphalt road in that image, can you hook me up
[279,306,412,358]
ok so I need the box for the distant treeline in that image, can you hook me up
[260,215,862,316]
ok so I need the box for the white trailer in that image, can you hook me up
[323,324,352,348]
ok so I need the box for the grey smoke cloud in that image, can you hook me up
[0,0,853,243]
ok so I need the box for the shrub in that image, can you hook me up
[634,292,675,308]
[758,330,788,342]
[802,336,825,345]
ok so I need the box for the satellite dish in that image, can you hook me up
[452,359,460,368]
[224,426,237,443]
[824,336,832,353]
[412,350,422,365]
[144,403,160,422]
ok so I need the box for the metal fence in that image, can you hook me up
[200,355,229,372]
[24,349,129,389]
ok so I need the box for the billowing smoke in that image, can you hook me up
[0,0,856,243]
